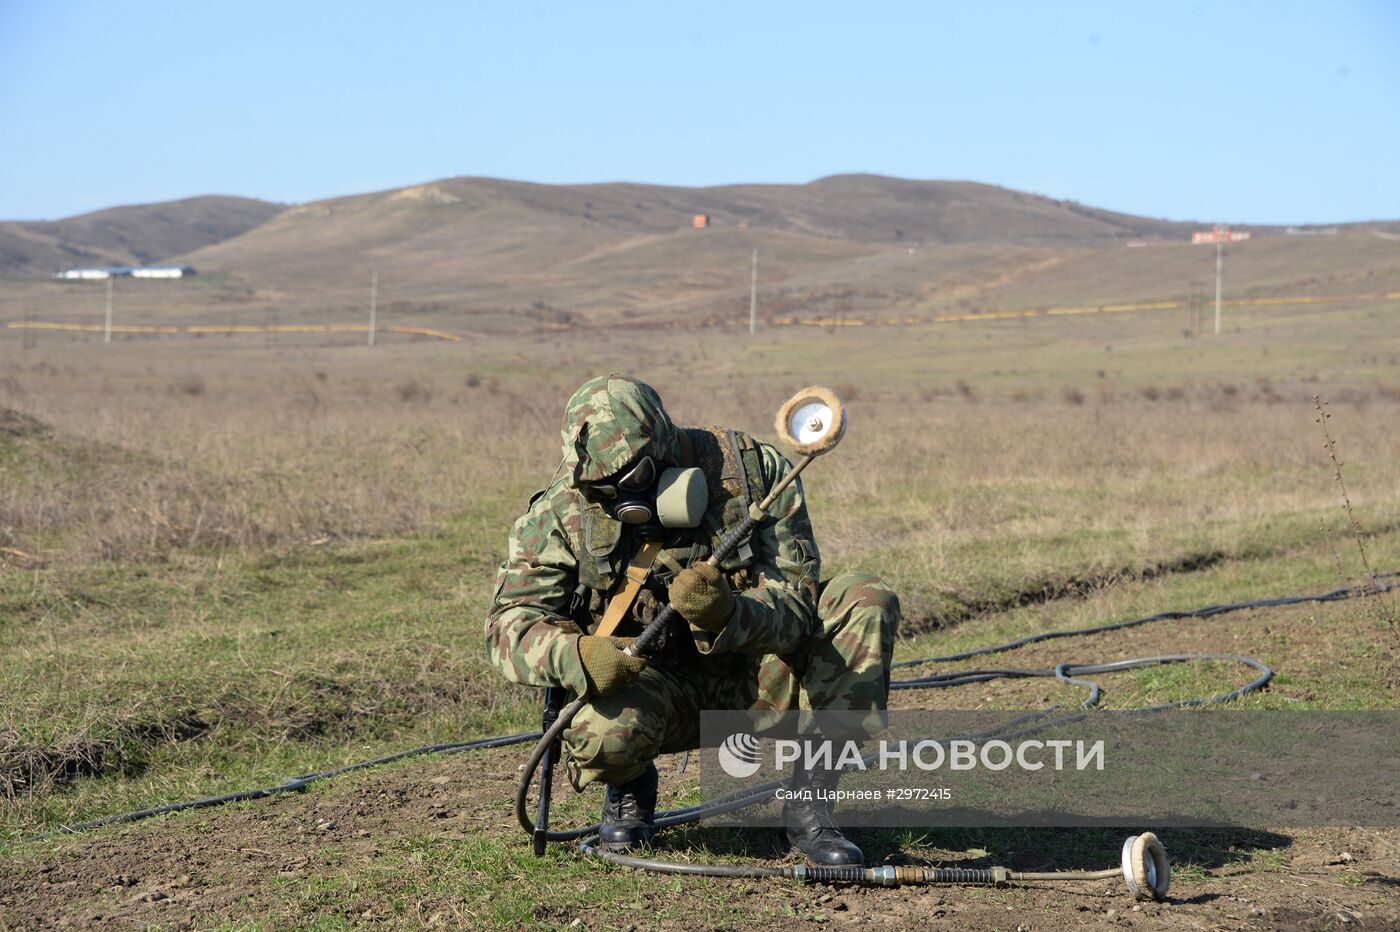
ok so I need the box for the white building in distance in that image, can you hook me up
[55,265,196,280]
[132,266,196,279]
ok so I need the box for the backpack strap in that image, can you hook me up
[592,540,663,638]
[725,429,765,566]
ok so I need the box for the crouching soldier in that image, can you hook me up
[485,374,899,865]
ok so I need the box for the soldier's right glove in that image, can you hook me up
[578,635,648,698]
[670,563,736,634]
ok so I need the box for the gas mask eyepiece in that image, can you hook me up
[589,455,707,530]
[591,456,659,524]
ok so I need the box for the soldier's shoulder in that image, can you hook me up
[684,424,787,464]
[746,433,794,483]
[747,432,786,459]
[512,477,582,542]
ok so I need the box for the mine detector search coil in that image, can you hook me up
[517,387,1173,902]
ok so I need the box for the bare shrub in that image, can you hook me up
[1314,395,1399,664]
[1062,386,1085,405]
[0,407,48,438]
[1139,385,1161,402]
[396,380,432,403]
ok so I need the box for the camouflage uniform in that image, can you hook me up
[486,375,900,789]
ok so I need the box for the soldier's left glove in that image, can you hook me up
[578,635,648,698]
[670,563,735,633]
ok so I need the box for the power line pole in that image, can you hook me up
[104,275,114,345]
[748,249,757,336]
[1214,227,1225,336]
[368,270,378,347]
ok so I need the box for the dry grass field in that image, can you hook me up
[2,263,1400,927]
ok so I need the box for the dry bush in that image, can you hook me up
[396,379,432,403]
[833,382,861,402]
[170,375,206,396]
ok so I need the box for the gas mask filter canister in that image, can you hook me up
[653,466,707,528]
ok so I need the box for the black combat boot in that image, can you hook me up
[782,767,864,866]
[599,762,658,851]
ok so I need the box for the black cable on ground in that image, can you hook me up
[26,574,1395,845]
[26,733,540,842]
[891,571,1400,669]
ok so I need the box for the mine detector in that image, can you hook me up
[517,387,1172,901]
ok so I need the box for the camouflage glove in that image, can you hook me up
[577,636,648,698]
[670,563,736,633]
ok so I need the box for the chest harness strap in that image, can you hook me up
[592,540,663,638]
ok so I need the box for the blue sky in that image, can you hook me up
[1,1,1396,223]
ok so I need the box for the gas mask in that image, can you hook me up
[588,455,708,530]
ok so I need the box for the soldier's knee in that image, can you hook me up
[565,705,659,786]
[821,573,901,635]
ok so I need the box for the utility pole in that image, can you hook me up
[1214,226,1225,336]
[104,275,114,345]
[368,270,378,347]
[748,249,757,336]
[1193,225,1249,335]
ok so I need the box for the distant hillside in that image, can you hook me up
[171,176,1205,317]
[0,196,285,276]
[196,174,1199,260]
[7,177,1396,332]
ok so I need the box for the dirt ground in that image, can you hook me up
[3,605,1398,930]
[1,742,1395,931]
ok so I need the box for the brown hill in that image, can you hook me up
[0,196,285,276]
[167,175,1198,319]
[5,177,1396,333]
[189,175,1199,273]
[175,175,1400,330]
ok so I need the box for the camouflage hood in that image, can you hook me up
[560,374,681,483]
